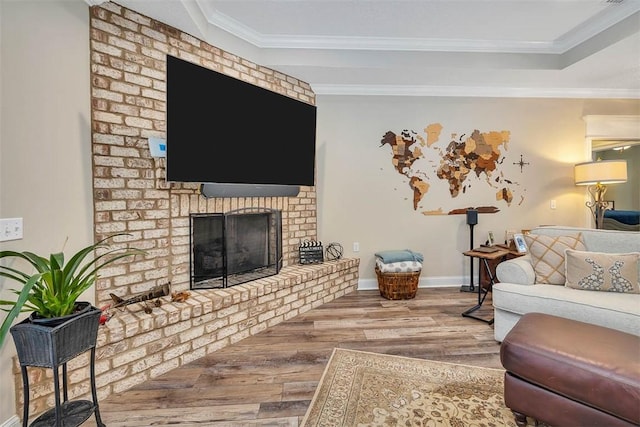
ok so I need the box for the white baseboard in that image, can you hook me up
[0,415,20,427]
[357,275,465,290]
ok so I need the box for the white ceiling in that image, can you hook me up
[104,0,640,98]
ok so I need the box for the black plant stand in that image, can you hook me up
[10,305,105,427]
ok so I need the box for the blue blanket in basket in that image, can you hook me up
[374,249,424,264]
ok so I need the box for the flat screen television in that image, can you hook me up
[166,55,317,193]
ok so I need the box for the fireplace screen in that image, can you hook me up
[190,208,282,289]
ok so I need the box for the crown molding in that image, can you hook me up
[555,1,640,51]
[113,0,640,98]
[199,16,556,53]
[311,84,640,99]
[198,1,640,54]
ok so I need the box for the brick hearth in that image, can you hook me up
[14,260,358,416]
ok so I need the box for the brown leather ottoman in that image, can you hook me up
[500,313,640,427]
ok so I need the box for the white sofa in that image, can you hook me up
[493,226,640,342]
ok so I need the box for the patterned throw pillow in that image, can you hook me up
[565,250,640,293]
[524,233,586,285]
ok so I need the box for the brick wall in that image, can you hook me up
[90,1,318,306]
[12,2,361,420]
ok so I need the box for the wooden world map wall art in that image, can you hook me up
[379,124,527,215]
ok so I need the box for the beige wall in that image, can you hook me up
[315,96,640,286]
[0,0,92,422]
[1,0,639,424]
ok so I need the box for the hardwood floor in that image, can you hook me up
[85,287,501,426]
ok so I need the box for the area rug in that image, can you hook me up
[301,348,521,427]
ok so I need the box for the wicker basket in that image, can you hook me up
[375,267,420,300]
[10,303,101,367]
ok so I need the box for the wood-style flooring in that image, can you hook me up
[85,287,501,426]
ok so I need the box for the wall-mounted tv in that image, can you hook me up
[166,55,317,193]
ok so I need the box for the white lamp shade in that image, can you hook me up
[574,160,628,185]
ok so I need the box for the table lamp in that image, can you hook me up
[574,160,627,229]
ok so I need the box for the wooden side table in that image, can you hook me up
[461,247,512,324]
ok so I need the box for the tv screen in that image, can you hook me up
[166,55,317,186]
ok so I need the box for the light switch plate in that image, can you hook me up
[0,217,23,241]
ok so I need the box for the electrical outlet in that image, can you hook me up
[353,242,360,252]
[0,218,23,241]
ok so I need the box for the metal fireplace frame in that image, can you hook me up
[189,208,282,290]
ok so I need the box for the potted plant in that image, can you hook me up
[0,233,145,348]
[1,234,144,426]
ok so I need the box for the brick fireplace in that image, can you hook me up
[12,2,360,418]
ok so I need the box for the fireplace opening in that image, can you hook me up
[190,208,282,289]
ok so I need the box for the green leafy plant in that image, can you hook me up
[0,234,145,347]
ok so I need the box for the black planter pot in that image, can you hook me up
[28,301,93,328]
